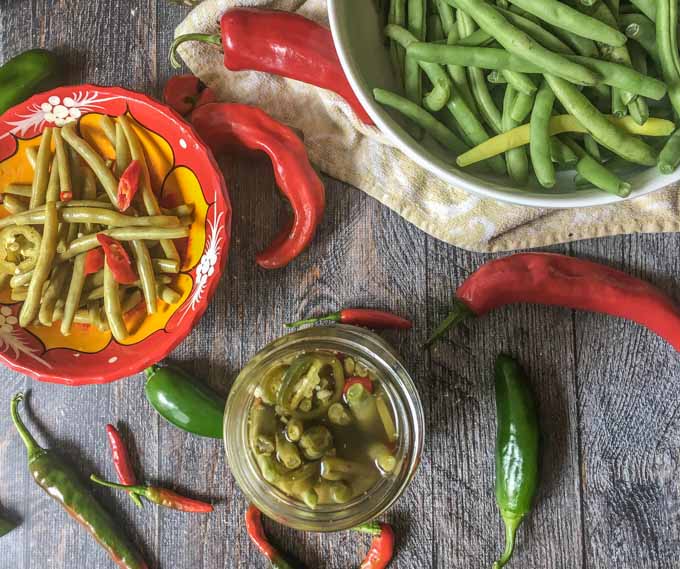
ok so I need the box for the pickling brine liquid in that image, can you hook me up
[247,349,402,508]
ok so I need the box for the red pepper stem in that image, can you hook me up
[10,393,44,461]
[90,475,148,498]
[169,33,222,69]
[285,311,341,328]
[423,300,474,348]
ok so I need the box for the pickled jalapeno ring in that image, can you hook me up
[0,226,42,273]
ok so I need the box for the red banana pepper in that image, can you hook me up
[355,522,395,569]
[116,160,141,212]
[192,103,325,269]
[163,75,216,117]
[343,377,374,396]
[96,234,138,284]
[245,505,302,569]
[286,309,412,330]
[105,425,143,509]
[425,252,680,351]
[84,248,105,275]
[169,8,373,125]
[90,475,213,513]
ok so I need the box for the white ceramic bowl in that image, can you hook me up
[328,0,679,208]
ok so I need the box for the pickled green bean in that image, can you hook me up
[346,383,383,434]
[299,426,333,460]
[157,284,180,305]
[99,116,116,144]
[276,432,302,470]
[368,443,397,473]
[103,261,128,341]
[3,184,33,198]
[30,127,52,209]
[130,237,158,314]
[61,252,87,335]
[1,194,28,215]
[38,264,69,326]
[328,402,353,426]
[115,122,132,177]
[286,418,304,442]
[53,128,72,201]
[151,258,180,273]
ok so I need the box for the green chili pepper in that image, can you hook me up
[144,364,225,439]
[0,49,62,114]
[0,516,16,537]
[493,355,540,569]
[10,393,148,569]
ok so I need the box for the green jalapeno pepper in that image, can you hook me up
[0,516,16,538]
[0,226,42,274]
[0,49,62,115]
[493,354,540,569]
[144,364,225,439]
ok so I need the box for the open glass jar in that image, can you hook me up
[224,325,424,531]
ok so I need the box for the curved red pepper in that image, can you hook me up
[163,75,217,117]
[343,377,374,396]
[359,523,395,569]
[426,253,680,351]
[192,103,324,269]
[170,8,373,125]
[287,309,412,329]
[245,505,301,569]
[105,425,143,508]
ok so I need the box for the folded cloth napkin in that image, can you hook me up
[174,0,680,252]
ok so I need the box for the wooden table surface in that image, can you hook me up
[1,2,680,568]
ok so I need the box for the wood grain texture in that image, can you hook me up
[1,1,680,568]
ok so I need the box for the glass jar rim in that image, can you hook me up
[223,325,425,532]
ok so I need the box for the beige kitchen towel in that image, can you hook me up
[175,0,680,252]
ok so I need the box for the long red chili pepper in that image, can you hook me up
[105,425,144,509]
[169,8,373,125]
[355,522,395,569]
[90,476,213,513]
[286,309,412,330]
[192,103,325,269]
[245,505,302,569]
[425,252,680,350]
[163,75,216,117]
[116,160,141,212]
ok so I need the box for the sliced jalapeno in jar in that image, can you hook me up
[0,226,42,274]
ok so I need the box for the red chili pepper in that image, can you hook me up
[90,475,213,513]
[117,160,141,212]
[169,8,373,125]
[425,252,680,351]
[60,190,73,202]
[105,425,144,509]
[343,377,374,396]
[163,75,216,117]
[84,248,105,275]
[96,234,138,284]
[245,505,302,569]
[356,522,395,569]
[192,103,325,269]
[286,309,412,330]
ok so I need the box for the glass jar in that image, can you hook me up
[224,324,424,531]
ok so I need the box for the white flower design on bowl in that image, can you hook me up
[0,306,18,334]
[40,96,82,127]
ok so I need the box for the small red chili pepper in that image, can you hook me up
[286,309,412,330]
[117,160,141,212]
[60,190,73,202]
[245,505,302,569]
[356,522,395,569]
[163,75,216,117]
[169,8,373,125]
[90,475,213,513]
[343,377,374,396]
[96,234,138,284]
[192,103,325,269]
[84,248,105,275]
[105,425,144,509]
[425,252,680,351]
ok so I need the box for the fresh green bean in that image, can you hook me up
[544,74,657,165]
[38,264,69,326]
[622,14,659,63]
[629,0,656,22]
[627,43,650,125]
[19,201,58,327]
[611,88,627,117]
[435,0,456,34]
[530,81,556,188]
[583,134,602,161]
[30,127,52,209]
[385,25,451,111]
[99,116,116,144]
[488,71,507,84]
[505,0,626,45]
[502,86,529,185]
[445,0,599,85]
[406,0,426,112]
[495,6,573,53]
[550,138,578,166]
[510,91,535,123]
[543,23,598,56]
[454,28,495,46]
[3,184,33,198]
[103,261,128,341]
[563,137,631,196]
[457,11,503,134]
[61,123,119,203]
[445,26,478,113]
[658,128,680,174]
[428,14,445,41]
[656,0,680,116]
[1,194,28,215]
[60,253,87,335]
[53,128,72,201]
[501,70,536,96]
[373,88,468,155]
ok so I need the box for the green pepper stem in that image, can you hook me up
[169,33,222,69]
[10,393,44,461]
[493,512,523,569]
[144,365,158,379]
[90,475,149,498]
[423,300,474,348]
[284,312,341,328]
[352,521,383,535]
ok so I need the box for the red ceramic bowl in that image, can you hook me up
[0,85,231,385]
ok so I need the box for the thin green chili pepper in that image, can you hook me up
[0,49,62,114]
[10,393,148,569]
[0,516,16,537]
[493,355,539,569]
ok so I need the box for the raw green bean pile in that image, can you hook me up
[376,0,680,196]
[248,352,400,508]
[0,116,192,340]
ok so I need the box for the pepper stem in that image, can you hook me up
[144,365,158,379]
[423,300,474,348]
[169,33,222,69]
[285,312,341,328]
[352,521,383,535]
[492,512,523,569]
[10,393,44,461]
[90,475,147,497]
